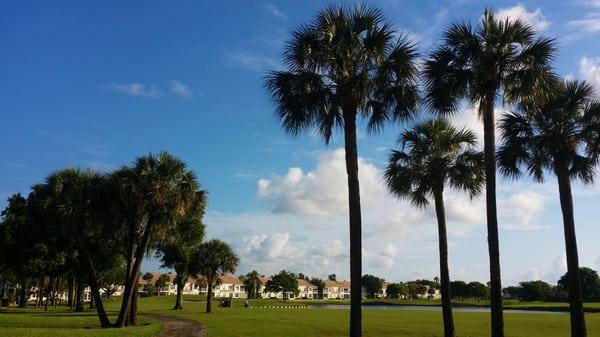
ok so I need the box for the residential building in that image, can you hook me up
[323,280,351,299]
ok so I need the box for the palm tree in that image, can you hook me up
[190,239,239,313]
[113,152,199,327]
[384,118,484,337]
[423,10,556,336]
[497,80,600,337]
[264,5,419,335]
[155,207,206,310]
[44,168,111,327]
[243,271,263,299]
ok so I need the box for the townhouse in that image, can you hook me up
[323,280,351,299]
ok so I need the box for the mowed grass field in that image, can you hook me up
[0,305,161,337]
[1,295,600,337]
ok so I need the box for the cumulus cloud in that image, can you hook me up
[107,83,161,97]
[579,56,600,91]
[169,80,193,97]
[258,149,387,216]
[203,149,557,282]
[499,191,547,231]
[496,4,550,32]
[511,254,566,284]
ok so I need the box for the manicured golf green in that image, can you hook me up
[1,296,599,337]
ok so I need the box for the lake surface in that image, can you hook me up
[309,304,566,314]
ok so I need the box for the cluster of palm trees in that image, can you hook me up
[0,152,240,325]
[264,4,600,337]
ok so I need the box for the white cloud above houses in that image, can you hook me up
[496,4,550,32]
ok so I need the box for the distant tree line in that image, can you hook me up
[503,268,600,302]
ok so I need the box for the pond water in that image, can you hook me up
[309,304,566,314]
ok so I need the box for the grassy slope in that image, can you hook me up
[1,295,599,337]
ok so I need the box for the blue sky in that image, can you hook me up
[1,0,600,285]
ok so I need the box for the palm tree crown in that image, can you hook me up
[384,118,484,205]
[264,4,420,140]
[191,239,239,278]
[244,270,263,299]
[424,9,556,115]
[498,80,600,182]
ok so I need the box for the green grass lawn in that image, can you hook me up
[0,304,161,337]
[1,295,599,337]
[143,296,600,337]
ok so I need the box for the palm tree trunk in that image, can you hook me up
[44,277,53,311]
[115,220,137,327]
[206,281,213,313]
[174,274,184,310]
[18,278,27,308]
[36,277,43,308]
[67,276,74,308]
[343,110,362,337]
[556,164,587,337]
[482,96,504,337]
[74,273,84,312]
[433,189,455,337]
[78,240,111,328]
[130,289,138,326]
[115,219,153,327]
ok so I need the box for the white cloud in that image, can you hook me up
[202,149,561,282]
[107,83,161,97]
[568,13,600,33]
[496,4,550,32]
[451,104,504,148]
[263,3,287,20]
[169,80,193,97]
[499,191,547,231]
[579,56,600,91]
[238,232,295,261]
[224,51,280,71]
[511,254,566,284]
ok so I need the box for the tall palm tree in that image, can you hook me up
[243,270,263,299]
[423,10,556,336]
[497,80,600,337]
[190,239,239,313]
[44,168,111,327]
[384,118,484,337]
[264,5,419,335]
[113,152,199,327]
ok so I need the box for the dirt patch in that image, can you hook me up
[151,314,207,337]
